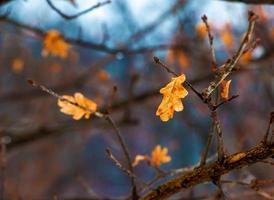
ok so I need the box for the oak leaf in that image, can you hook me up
[150,145,171,167]
[132,145,171,167]
[42,30,70,59]
[156,74,188,122]
[58,93,97,120]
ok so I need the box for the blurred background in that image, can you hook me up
[0,0,273,199]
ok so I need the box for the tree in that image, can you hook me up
[0,1,273,200]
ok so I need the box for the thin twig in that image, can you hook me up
[104,116,139,199]
[46,0,111,20]
[200,120,215,166]
[213,95,239,111]
[202,11,257,99]
[105,149,138,180]
[201,15,217,71]
[262,111,274,144]
[106,85,118,114]
[28,80,138,199]
[212,111,225,162]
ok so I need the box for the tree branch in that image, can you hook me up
[141,142,274,200]
[46,0,111,20]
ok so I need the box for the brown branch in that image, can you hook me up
[141,142,274,200]
[27,80,138,199]
[199,120,215,166]
[202,11,257,99]
[104,116,139,199]
[262,111,274,144]
[46,0,111,20]
[201,15,217,71]
[105,148,137,180]
[0,12,189,55]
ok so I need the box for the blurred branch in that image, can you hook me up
[46,0,111,20]
[0,0,14,6]
[220,0,274,4]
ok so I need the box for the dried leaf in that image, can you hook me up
[221,79,231,100]
[12,58,24,73]
[156,74,188,122]
[150,145,171,167]
[220,25,234,49]
[196,22,207,38]
[58,92,97,120]
[96,69,110,81]
[240,51,252,64]
[42,30,70,59]
[132,145,171,167]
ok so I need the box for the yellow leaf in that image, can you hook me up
[133,145,172,167]
[150,145,171,167]
[220,79,231,100]
[42,30,70,59]
[156,74,188,122]
[58,92,97,120]
[12,58,24,73]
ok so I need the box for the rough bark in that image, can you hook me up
[141,142,274,200]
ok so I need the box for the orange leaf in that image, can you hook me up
[132,145,172,167]
[239,51,252,64]
[166,50,189,69]
[196,22,207,38]
[96,69,110,81]
[156,74,188,122]
[42,30,70,59]
[150,145,171,167]
[220,25,234,49]
[58,92,97,120]
[221,79,231,100]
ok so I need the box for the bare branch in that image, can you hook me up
[141,142,274,200]
[202,11,257,99]
[201,15,217,71]
[46,0,111,20]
